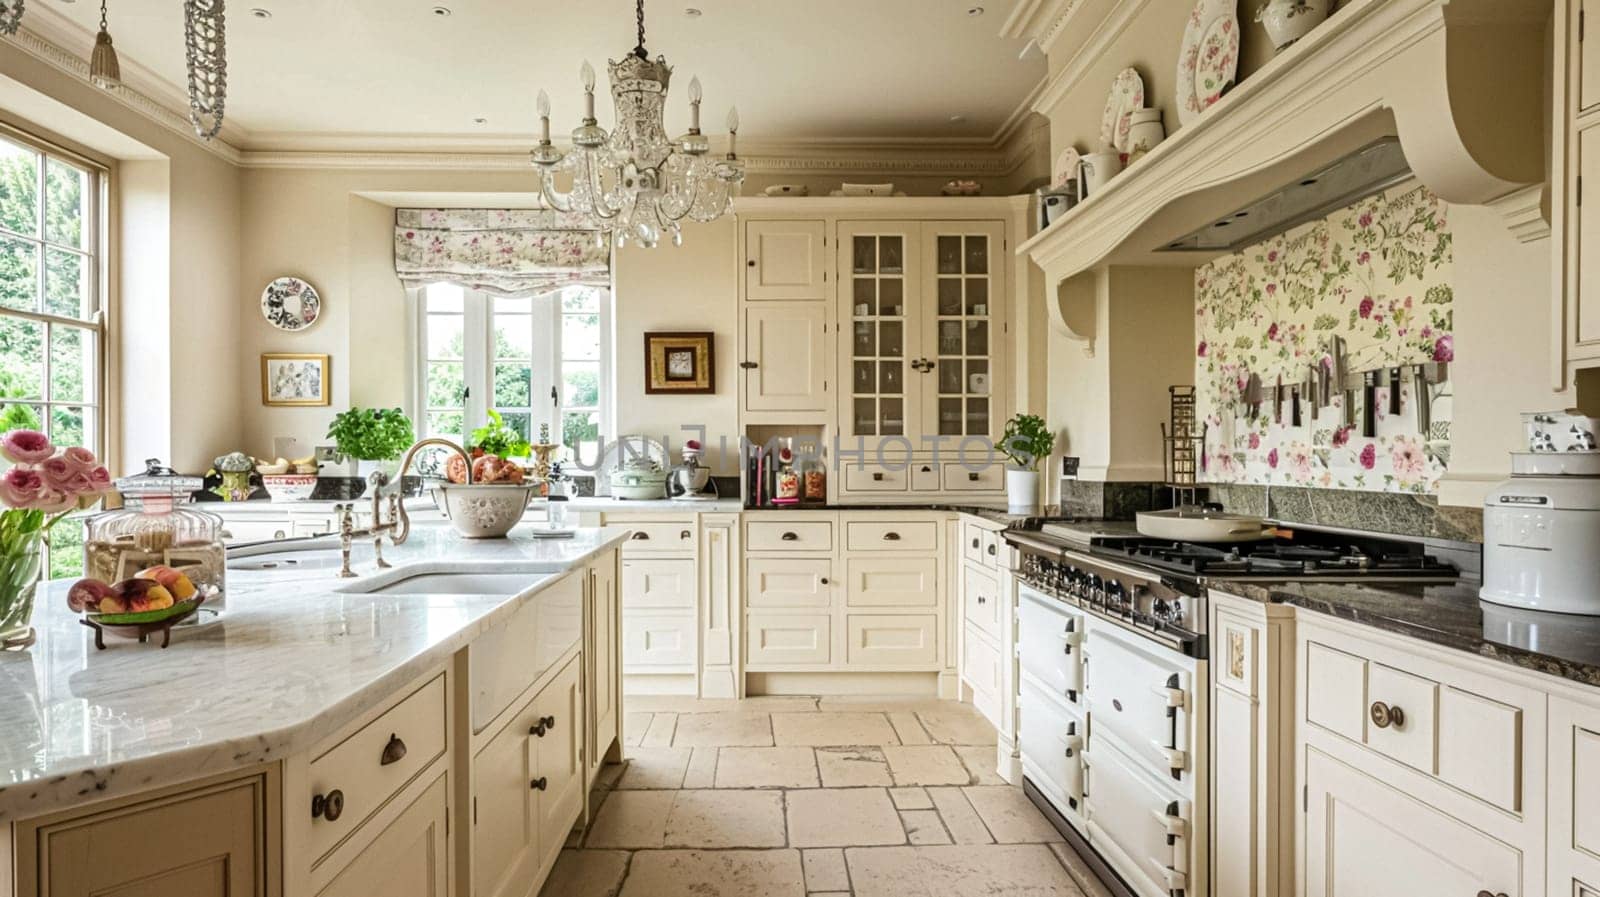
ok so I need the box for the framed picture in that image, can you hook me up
[260,353,331,406]
[644,332,715,395]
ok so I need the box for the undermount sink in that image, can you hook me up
[334,563,562,596]
[228,537,352,572]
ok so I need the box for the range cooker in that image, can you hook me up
[1004,522,1459,897]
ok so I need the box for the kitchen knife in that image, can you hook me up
[1291,385,1302,427]
[1388,367,1403,416]
[1244,373,1263,419]
[1274,374,1283,424]
[1362,370,1379,438]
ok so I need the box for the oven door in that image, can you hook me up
[1019,674,1085,824]
[1083,730,1194,897]
[1083,617,1197,793]
[1017,586,1085,706]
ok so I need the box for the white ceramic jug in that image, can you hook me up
[1078,150,1123,198]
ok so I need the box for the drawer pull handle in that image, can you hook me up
[740,360,759,369]
[1476,892,1509,897]
[1370,701,1404,729]
[820,577,830,585]
[971,537,980,549]
[968,472,980,482]
[883,531,901,541]
[530,776,548,791]
[380,734,407,766]
[631,532,650,540]
[986,544,996,556]
[781,531,799,541]
[530,716,555,737]
[872,472,885,481]
[311,789,345,822]
[680,529,692,539]
[977,596,987,604]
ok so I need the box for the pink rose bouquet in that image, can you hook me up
[1,430,114,642]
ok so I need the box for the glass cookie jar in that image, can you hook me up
[84,460,226,620]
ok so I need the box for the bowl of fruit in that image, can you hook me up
[67,565,213,648]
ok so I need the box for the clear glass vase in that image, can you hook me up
[0,537,42,647]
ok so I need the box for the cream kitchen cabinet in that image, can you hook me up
[743,302,831,414]
[610,515,700,693]
[745,219,827,301]
[315,773,448,897]
[956,514,1015,780]
[1295,614,1546,897]
[1549,693,1600,896]
[14,766,279,897]
[1208,590,1295,897]
[585,550,621,785]
[1553,0,1600,383]
[837,220,1008,458]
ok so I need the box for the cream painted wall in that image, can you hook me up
[0,48,242,476]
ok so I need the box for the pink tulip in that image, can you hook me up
[0,430,53,465]
[0,466,50,509]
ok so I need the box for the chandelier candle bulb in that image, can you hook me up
[689,75,702,130]
[537,89,551,143]
[581,60,597,120]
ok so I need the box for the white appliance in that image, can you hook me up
[1481,452,1600,615]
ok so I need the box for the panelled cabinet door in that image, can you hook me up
[745,303,829,412]
[32,774,271,897]
[534,657,584,863]
[746,220,827,300]
[839,221,923,450]
[1583,0,1600,112]
[1303,748,1523,897]
[588,554,619,779]
[1578,123,1600,351]
[317,774,449,897]
[474,707,537,897]
[920,221,1006,451]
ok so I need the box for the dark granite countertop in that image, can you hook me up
[1214,579,1600,689]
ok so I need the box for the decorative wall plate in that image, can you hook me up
[1176,0,1239,125]
[1052,147,1082,188]
[260,276,321,332]
[1099,67,1146,152]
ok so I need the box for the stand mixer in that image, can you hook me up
[667,440,718,500]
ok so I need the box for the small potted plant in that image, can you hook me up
[467,410,532,461]
[1001,413,1055,513]
[326,407,414,481]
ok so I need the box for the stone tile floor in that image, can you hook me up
[539,696,1112,897]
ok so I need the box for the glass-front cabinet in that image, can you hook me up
[836,220,1006,455]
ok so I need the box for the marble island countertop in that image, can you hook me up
[1215,579,1600,689]
[0,522,629,822]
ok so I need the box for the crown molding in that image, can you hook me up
[1485,183,1551,243]
[1032,0,1157,120]
[999,0,1090,55]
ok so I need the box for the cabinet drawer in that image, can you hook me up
[746,557,833,608]
[942,462,1005,492]
[962,623,1001,707]
[910,462,941,491]
[842,464,908,492]
[746,519,834,552]
[1574,720,1600,859]
[621,558,696,609]
[845,556,937,607]
[963,565,1001,640]
[612,521,697,555]
[316,772,448,897]
[962,521,987,566]
[1019,678,1085,816]
[622,610,697,670]
[308,674,448,862]
[1436,686,1523,812]
[979,529,1001,567]
[1305,641,1368,743]
[747,614,831,666]
[845,519,938,552]
[1366,662,1439,774]
[845,613,938,668]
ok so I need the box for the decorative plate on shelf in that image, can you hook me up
[1051,147,1082,188]
[1099,67,1146,153]
[1176,0,1239,125]
[260,276,322,332]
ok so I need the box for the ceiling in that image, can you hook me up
[31,0,1046,150]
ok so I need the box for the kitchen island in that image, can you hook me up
[0,521,627,897]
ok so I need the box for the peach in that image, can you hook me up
[66,578,115,613]
[136,565,196,601]
[97,595,128,614]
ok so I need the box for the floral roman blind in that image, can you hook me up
[394,208,609,296]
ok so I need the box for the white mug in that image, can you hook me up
[1078,151,1123,198]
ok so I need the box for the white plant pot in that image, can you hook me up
[1006,468,1041,513]
[356,459,400,481]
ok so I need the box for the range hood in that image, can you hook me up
[1156,138,1412,253]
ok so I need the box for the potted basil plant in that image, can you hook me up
[1000,413,1055,513]
[326,407,415,481]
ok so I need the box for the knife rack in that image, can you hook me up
[1235,338,1449,438]
[1163,386,1207,502]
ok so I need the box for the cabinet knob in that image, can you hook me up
[312,789,345,822]
[1369,701,1405,729]
[968,472,981,482]
[872,472,885,481]
[531,716,555,737]
[380,733,407,766]
[530,777,548,791]
[747,259,757,267]
[977,596,987,604]
[986,544,997,556]
[971,537,980,549]
[739,361,759,369]
[820,577,830,585]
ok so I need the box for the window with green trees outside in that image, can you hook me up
[0,129,104,579]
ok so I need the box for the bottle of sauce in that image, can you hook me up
[773,448,800,506]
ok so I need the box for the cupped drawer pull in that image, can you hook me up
[1370,701,1405,729]
[882,531,901,541]
[311,789,345,822]
[380,733,407,766]
[631,532,650,540]
[680,529,692,539]
[781,531,799,541]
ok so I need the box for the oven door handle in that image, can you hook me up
[1149,807,1186,839]
[1145,857,1189,894]
[1151,742,1188,774]
[1150,684,1187,710]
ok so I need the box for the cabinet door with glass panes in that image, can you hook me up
[920,221,1005,451]
[837,221,922,452]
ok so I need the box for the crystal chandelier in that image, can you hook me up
[530,0,744,248]
[0,1,23,37]
[183,0,227,140]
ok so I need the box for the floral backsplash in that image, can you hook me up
[1194,183,1454,493]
